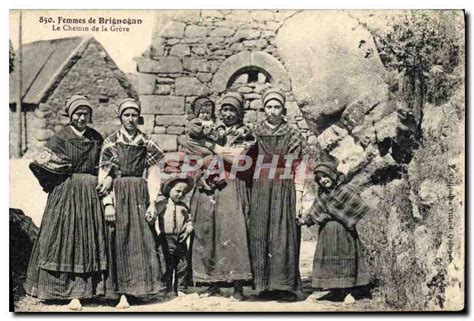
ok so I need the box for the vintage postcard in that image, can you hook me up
[9,9,465,312]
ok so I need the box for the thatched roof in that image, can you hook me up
[9,36,136,105]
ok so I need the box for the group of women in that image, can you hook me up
[25,96,166,310]
[183,90,312,302]
[23,88,365,310]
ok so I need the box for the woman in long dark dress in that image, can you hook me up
[24,95,114,310]
[183,94,254,301]
[249,88,312,301]
[98,98,165,308]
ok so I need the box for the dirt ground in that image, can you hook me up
[14,242,388,312]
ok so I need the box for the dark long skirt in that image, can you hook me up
[111,177,165,297]
[191,179,253,284]
[249,179,302,294]
[24,173,115,299]
[312,220,370,289]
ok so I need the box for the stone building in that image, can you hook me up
[135,10,314,152]
[9,36,137,157]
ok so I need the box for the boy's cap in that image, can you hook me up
[161,176,195,198]
[160,151,196,197]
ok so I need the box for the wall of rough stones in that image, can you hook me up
[11,38,137,157]
[136,10,315,152]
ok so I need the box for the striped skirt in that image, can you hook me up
[24,173,115,300]
[249,179,302,293]
[110,177,165,297]
[312,220,370,289]
[191,179,253,284]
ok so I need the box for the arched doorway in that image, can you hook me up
[211,50,293,124]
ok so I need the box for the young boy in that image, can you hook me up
[299,163,371,303]
[156,176,195,296]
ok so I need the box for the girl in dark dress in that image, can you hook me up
[249,88,312,301]
[301,163,370,301]
[98,98,166,308]
[24,95,114,311]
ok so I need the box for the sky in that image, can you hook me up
[9,10,175,74]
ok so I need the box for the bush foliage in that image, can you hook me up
[356,11,464,310]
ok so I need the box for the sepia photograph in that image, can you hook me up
[8,8,465,312]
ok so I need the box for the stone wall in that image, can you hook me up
[11,38,137,157]
[136,10,315,152]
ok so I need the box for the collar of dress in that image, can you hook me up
[69,125,86,138]
[167,198,176,207]
[119,127,142,144]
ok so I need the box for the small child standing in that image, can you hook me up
[300,163,371,302]
[156,176,195,296]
